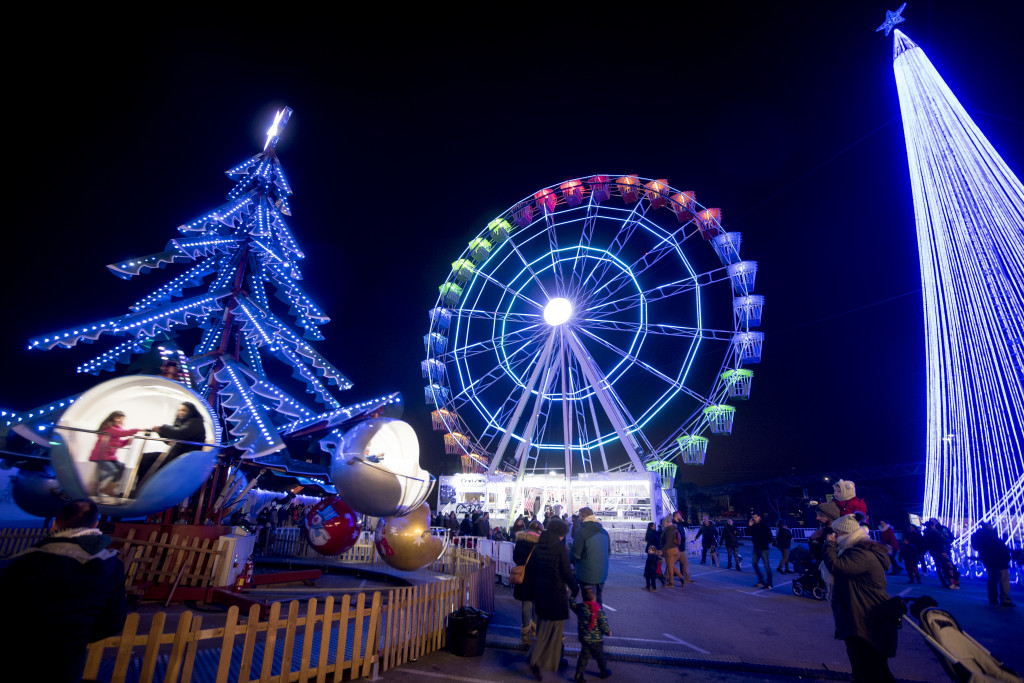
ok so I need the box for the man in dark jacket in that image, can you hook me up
[571,507,610,605]
[720,518,740,570]
[695,517,718,565]
[823,514,898,682]
[1,499,127,682]
[971,522,1015,607]
[748,513,774,589]
[775,520,793,574]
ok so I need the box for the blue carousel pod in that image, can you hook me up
[11,469,66,518]
[48,434,217,518]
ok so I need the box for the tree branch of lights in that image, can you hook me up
[892,30,1024,554]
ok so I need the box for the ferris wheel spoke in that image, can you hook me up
[502,235,553,302]
[578,318,736,342]
[445,344,541,412]
[451,308,545,326]
[567,198,602,295]
[468,268,546,312]
[586,265,732,316]
[575,326,709,406]
[584,237,686,307]
[570,202,649,301]
[445,325,547,362]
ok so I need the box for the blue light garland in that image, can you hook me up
[893,30,1024,554]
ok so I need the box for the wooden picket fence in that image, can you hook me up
[116,528,226,598]
[79,544,495,682]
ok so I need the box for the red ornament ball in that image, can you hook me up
[304,497,360,555]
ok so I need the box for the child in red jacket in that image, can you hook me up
[89,411,140,496]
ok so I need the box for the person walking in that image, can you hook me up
[659,516,683,588]
[695,517,718,566]
[899,537,922,584]
[775,520,793,574]
[572,507,610,605]
[0,499,128,683]
[748,513,774,589]
[822,514,899,682]
[643,543,661,591]
[971,521,1015,607]
[570,586,612,682]
[877,520,901,575]
[513,520,543,643]
[923,519,960,589]
[672,511,694,584]
[527,517,578,681]
[720,518,741,570]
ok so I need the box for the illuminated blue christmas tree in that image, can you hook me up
[892,31,1024,552]
[27,109,398,462]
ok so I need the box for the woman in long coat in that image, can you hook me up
[513,520,543,643]
[526,517,578,680]
[823,514,898,682]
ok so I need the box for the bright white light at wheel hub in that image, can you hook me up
[543,298,573,326]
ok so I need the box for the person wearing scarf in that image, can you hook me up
[569,586,611,682]
[823,514,898,682]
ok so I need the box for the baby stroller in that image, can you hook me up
[903,595,1021,682]
[789,544,826,600]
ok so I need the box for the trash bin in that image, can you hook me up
[446,606,491,657]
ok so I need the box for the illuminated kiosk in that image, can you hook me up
[423,177,765,524]
[438,471,663,528]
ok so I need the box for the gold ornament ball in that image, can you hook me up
[374,502,446,571]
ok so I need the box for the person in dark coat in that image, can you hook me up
[903,524,927,575]
[748,513,774,589]
[644,521,667,586]
[514,520,543,643]
[569,586,612,682]
[571,507,610,605]
[899,537,921,584]
[459,513,473,536]
[809,501,841,565]
[923,519,960,589]
[823,514,898,682]
[971,522,1015,606]
[526,517,578,681]
[0,499,127,683]
[695,517,718,565]
[720,518,740,570]
[775,520,793,574]
[136,401,207,485]
[877,520,901,575]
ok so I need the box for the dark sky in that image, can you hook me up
[3,4,1022,492]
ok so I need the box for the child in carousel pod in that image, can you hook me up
[570,586,612,682]
[89,411,141,496]
[643,543,661,591]
[832,479,868,521]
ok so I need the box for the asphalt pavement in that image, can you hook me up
[388,544,1022,683]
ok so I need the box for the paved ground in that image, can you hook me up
[127,545,1022,682]
[386,545,1022,683]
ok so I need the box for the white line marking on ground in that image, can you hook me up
[358,580,366,589]
[394,668,494,682]
[898,587,914,596]
[663,632,710,654]
[601,603,616,612]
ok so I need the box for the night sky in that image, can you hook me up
[3,4,1022,500]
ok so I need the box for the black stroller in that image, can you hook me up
[789,544,826,600]
[903,595,1022,682]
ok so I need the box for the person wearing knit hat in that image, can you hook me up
[823,514,898,681]
[809,501,840,567]
[528,516,578,680]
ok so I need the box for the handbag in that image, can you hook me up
[510,547,535,586]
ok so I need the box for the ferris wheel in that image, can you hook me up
[422,175,763,488]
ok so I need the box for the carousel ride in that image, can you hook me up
[424,176,764,526]
[2,109,443,573]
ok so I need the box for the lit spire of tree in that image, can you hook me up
[892,30,1024,550]
[28,108,355,458]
